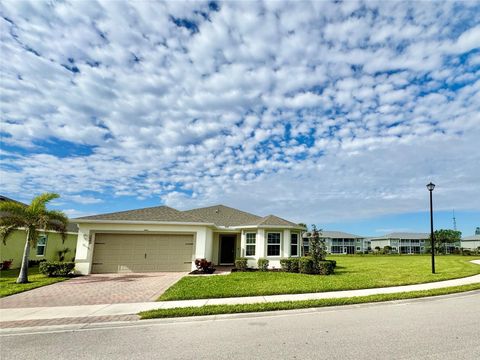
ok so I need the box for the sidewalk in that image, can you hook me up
[2,260,479,328]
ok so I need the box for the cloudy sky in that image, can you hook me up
[1,0,479,236]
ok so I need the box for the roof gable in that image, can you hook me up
[255,214,300,227]
[182,204,262,227]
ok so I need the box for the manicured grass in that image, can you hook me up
[159,255,480,301]
[141,283,480,319]
[0,267,69,298]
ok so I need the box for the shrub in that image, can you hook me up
[57,248,71,262]
[39,262,75,277]
[194,258,215,274]
[28,259,46,267]
[257,258,269,271]
[317,261,335,275]
[326,259,337,268]
[299,256,315,274]
[1,259,13,270]
[280,258,300,273]
[235,258,248,271]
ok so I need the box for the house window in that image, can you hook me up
[356,247,361,251]
[303,238,310,255]
[267,232,281,256]
[246,233,256,256]
[291,233,299,256]
[37,235,47,256]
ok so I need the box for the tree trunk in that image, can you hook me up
[16,229,31,284]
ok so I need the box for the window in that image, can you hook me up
[36,235,47,256]
[356,247,361,251]
[246,233,256,256]
[303,239,310,255]
[267,232,281,256]
[290,233,299,256]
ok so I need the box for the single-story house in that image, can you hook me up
[461,235,480,250]
[370,232,429,254]
[73,204,305,274]
[0,195,78,268]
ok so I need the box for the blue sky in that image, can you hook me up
[1,1,479,237]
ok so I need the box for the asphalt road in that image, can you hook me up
[2,291,479,360]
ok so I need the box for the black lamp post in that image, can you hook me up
[426,182,436,274]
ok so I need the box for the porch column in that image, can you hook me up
[283,229,291,258]
[257,228,265,258]
[240,230,246,257]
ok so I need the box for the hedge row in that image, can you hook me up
[280,257,336,275]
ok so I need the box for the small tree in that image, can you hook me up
[308,225,326,267]
[433,229,461,254]
[0,193,68,283]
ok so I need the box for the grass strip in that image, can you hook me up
[140,282,480,319]
[159,256,480,301]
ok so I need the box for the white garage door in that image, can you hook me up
[92,233,194,273]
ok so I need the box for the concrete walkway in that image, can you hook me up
[2,260,479,325]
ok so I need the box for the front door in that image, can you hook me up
[220,235,236,264]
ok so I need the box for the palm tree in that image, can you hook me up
[0,193,68,283]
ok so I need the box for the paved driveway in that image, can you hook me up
[0,272,186,308]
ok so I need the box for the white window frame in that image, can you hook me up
[245,232,256,257]
[36,235,47,257]
[290,233,299,257]
[266,232,281,257]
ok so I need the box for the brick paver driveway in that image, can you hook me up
[0,272,186,308]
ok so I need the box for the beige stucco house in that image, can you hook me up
[73,204,304,274]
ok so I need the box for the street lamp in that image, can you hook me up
[426,182,435,274]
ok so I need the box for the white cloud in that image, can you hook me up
[0,0,479,224]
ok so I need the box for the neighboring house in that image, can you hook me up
[370,232,429,254]
[302,231,368,254]
[461,235,480,250]
[0,195,78,268]
[73,204,305,274]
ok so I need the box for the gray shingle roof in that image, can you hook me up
[255,215,300,227]
[370,232,429,240]
[74,204,302,228]
[75,205,207,223]
[320,231,363,239]
[182,205,262,227]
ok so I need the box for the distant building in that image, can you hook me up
[302,231,369,254]
[370,232,429,254]
[475,227,480,235]
[461,234,480,250]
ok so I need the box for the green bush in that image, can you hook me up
[235,258,248,271]
[299,256,315,274]
[258,258,269,271]
[317,261,335,275]
[280,258,300,273]
[39,262,75,277]
[326,259,336,268]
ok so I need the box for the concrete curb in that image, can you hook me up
[2,260,479,322]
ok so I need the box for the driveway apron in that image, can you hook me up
[0,272,186,308]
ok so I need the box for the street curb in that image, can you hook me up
[2,289,479,336]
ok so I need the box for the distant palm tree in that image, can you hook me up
[0,193,68,283]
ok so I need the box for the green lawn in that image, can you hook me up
[159,255,480,301]
[141,283,480,319]
[0,267,69,298]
